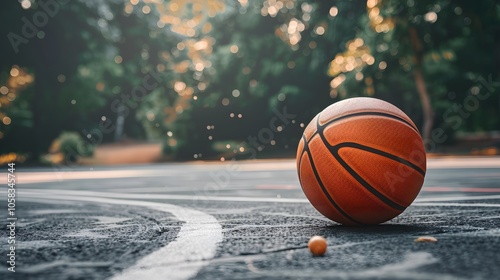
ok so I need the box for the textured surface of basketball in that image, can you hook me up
[296,97,426,225]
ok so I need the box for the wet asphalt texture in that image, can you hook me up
[0,159,499,279]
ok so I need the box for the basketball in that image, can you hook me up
[296,97,426,225]
[308,236,328,256]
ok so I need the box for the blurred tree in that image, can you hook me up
[1,0,498,162]
[156,0,369,159]
[0,0,186,160]
[328,0,500,144]
[0,0,125,159]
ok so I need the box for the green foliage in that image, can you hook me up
[49,131,93,164]
[337,0,499,137]
[1,0,499,161]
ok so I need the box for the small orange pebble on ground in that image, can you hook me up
[308,236,327,256]
[414,236,438,242]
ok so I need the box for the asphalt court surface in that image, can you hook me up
[1,157,500,279]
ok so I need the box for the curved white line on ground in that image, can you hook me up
[21,191,223,280]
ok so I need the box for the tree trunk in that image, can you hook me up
[114,103,125,142]
[409,27,433,144]
[31,62,47,162]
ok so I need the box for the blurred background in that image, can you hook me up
[0,0,498,165]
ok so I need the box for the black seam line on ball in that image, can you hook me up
[316,117,407,212]
[305,115,364,225]
[336,142,425,176]
[330,148,406,211]
[308,111,420,142]
[303,147,364,226]
[296,135,307,183]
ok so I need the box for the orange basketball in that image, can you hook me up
[296,97,426,225]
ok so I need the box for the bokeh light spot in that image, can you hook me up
[230,45,239,54]
[315,26,325,35]
[10,68,19,77]
[21,0,31,9]
[424,12,438,23]
[2,117,12,125]
[0,86,8,95]
[114,56,123,64]
[379,61,387,70]
[329,6,338,17]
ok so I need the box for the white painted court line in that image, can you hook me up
[21,189,310,203]
[415,194,500,202]
[0,170,170,184]
[21,189,500,205]
[427,157,500,169]
[232,157,500,170]
[21,191,223,280]
[3,157,498,185]
[413,202,500,207]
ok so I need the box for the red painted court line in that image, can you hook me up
[423,187,500,193]
[255,185,298,190]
